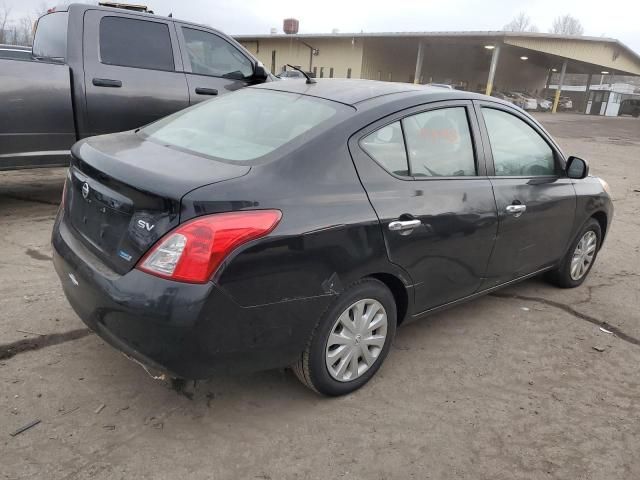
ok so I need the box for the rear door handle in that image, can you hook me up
[388,219,422,232]
[195,87,218,96]
[92,78,122,88]
[505,204,527,217]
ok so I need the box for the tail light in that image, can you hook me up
[137,210,282,284]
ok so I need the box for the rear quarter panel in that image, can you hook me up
[180,125,414,309]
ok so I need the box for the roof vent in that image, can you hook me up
[283,18,299,35]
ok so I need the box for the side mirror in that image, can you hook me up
[253,62,269,82]
[566,156,589,179]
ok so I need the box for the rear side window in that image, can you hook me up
[33,12,68,60]
[361,122,409,176]
[482,108,555,176]
[182,27,253,79]
[403,107,476,177]
[99,17,174,71]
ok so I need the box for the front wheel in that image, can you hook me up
[546,218,602,288]
[292,279,397,396]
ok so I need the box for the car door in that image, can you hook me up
[82,10,189,137]
[350,101,499,314]
[474,101,576,288]
[175,24,254,105]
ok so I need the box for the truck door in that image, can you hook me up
[82,10,189,137]
[174,23,254,105]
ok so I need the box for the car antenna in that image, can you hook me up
[286,64,316,84]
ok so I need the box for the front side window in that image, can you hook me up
[402,107,476,177]
[141,89,342,162]
[182,28,253,79]
[482,108,556,176]
[99,17,174,71]
[361,122,409,176]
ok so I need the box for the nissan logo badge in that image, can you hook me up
[82,182,90,200]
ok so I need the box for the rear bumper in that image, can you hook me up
[52,213,333,379]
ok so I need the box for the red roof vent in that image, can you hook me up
[283,18,299,35]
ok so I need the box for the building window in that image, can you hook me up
[347,68,352,79]
[329,67,334,78]
[320,67,324,78]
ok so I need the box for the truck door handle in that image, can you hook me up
[505,204,527,217]
[195,87,218,95]
[388,219,422,232]
[92,78,122,88]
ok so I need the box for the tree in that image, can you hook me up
[503,12,539,33]
[0,3,11,44]
[550,14,584,36]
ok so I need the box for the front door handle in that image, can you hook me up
[505,204,527,217]
[92,78,122,88]
[388,219,422,232]
[195,87,218,96]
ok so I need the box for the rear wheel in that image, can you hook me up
[546,218,601,288]
[293,279,397,396]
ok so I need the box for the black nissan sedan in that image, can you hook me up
[52,79,613,396]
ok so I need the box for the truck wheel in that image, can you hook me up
[292,279,397,396]
[546,219,601,288]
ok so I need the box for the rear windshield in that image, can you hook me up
[141,89,344,162]
[32,11,68,60]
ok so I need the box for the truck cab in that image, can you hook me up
[0,3,271,170]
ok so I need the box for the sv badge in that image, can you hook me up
[137,220,155,232]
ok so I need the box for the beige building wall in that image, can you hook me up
[239,37,364,78]
[505,37,640,76]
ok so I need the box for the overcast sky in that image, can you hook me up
[4,0,640,52]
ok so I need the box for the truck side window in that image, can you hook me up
[33,12,69,60]
[99,17,174,71]
[182,27,253,79]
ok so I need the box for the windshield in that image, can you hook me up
[141,89,343,162]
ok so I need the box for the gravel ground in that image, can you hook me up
[1,113,639,480]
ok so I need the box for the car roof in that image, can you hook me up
[251,78,481,107]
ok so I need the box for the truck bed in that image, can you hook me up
[0,58,76,170]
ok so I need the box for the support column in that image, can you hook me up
[545,68,553,90]
[583,73,593,113]
[414,40,424,84]
[552,59,568,114]
[485,44,501,96]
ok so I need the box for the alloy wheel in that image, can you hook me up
[570,230,597,280]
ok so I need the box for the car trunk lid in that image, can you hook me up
[65,131,250,274]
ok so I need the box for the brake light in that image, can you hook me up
[137,210,282,284]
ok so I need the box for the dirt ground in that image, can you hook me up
[1,113,639,480]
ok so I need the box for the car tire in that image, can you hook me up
[546,218,602,288]
[292,278,397,396]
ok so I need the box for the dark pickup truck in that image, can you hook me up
[1,3,271,170]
